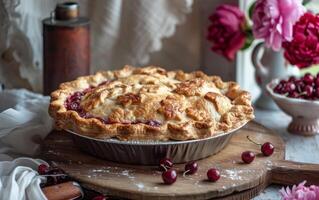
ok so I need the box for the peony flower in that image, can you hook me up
[280,181,319,200]
[283,12,319,68]
[252,0,305,51]
[207,4,246,61]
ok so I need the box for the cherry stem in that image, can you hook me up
[299,91,307,96]
[160,164,168,171]
[246,136,262,146]
[183,170,190,177]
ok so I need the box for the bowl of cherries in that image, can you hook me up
[266,73,319,136]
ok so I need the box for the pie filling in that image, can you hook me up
[64,80,162,127]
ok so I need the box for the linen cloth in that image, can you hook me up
[0,157,48,200]
[0,89,51,200]
[0,89,52,159]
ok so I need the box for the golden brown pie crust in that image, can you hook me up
[49,65,254,141]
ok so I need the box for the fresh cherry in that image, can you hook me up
[304,85,313,97]
[274,84,284,94]
[261,142,275,156]
[38,164,49,175]
[288,76,297,82]
[92,195,107,200]
[162,169,177,184]
[284,82,296,93]
[184,161,198,175]
[288,91,299,98]
[295,80,305,93]
[279,80,287,85]
[247,136,275,157]
[159,158,173,171]
[241,151,255,164]
[303,73,314,85]
[46,176,58,186]
[207,168,220,182]
[273,75,319,100]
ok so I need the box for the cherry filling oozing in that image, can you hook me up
[64,81,162,127]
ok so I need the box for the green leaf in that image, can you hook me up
[241,37,254,50]
[303,0,311,5]
[248,2,256,20]
[241,29,254,50]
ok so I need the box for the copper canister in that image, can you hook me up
[43,2,90,95]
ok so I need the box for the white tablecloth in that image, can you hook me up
[253,109,319,199]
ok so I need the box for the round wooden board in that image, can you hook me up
[41,121,285,199]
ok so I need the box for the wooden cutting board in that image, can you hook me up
[41,121,319,199]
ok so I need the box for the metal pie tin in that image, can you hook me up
[66,122,247,165]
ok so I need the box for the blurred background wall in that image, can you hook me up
[0,0,259,99]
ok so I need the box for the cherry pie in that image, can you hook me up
[49,66,254,141]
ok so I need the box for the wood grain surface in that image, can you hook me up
[41,121,319,200]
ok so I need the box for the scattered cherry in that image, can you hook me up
[241,151,255,164]
[246,136,275,156]
[159,158,173,171]
[261,142,275,156]
[184,161,198,175]
[92,195,107,200]
[38,164,49,175]
[46,176,58,186]
[207,168,220,182]
[38,164,69,188]
[162,169,177,184]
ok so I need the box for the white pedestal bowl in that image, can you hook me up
[267,79,319,136]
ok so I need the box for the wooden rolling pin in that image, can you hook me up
[42,182,83,200]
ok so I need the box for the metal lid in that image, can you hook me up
[42,2,89,27]
[55,2,79,20]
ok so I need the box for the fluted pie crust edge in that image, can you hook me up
[49,65,254,141]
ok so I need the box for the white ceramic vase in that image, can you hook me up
[251,43,300,110]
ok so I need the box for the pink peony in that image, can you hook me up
[207,4,246,61]
[252,0,305,51]
[283,12,319,68]
[280,181,319,200]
